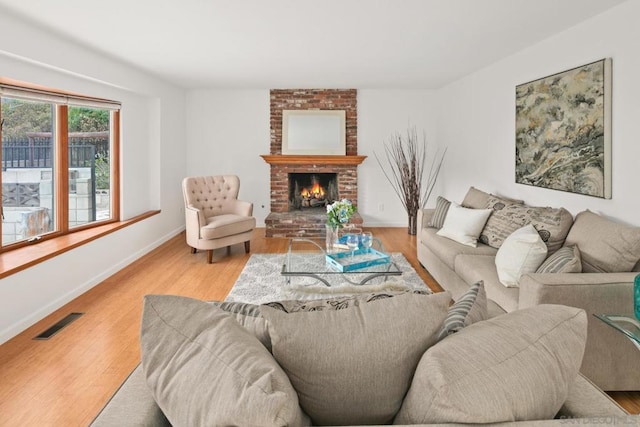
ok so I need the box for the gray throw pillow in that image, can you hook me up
[536,245,582,274]
[395,304,587,424]
[461,186,524,209]
[260,291,451,426]
[565,210,640,273]
[211,300,272,350]
[437,280,487,341]
[140,295,310,427]
[427,196,451,228]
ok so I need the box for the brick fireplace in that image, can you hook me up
[262,89,365,238]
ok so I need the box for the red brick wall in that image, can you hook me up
[269,89,358,213]
[270,89,358,155]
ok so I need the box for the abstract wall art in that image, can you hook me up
[515,58,612,198]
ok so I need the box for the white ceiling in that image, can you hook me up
[0,0,627,90]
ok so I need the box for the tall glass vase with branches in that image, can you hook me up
[375,126,446,235]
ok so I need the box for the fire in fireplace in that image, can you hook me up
[288,173,338,211]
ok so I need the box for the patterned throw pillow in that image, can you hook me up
[262,289,430,313]
[437,281,487,341]
[427,196,451,229]
[536,245,582,274]
[479,196,573,253]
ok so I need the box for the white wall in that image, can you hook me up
[436,1,640,226]
[0,8,186,344]
[185,90,271,224]
[357,90,439,226]
[184,89,439,227]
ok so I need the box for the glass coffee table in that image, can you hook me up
[282,238,402,287]
[594,314,640,351]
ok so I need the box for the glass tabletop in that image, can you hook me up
[282,238,401,286]
[594,314,640,351]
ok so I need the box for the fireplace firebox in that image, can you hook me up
[288,173,338,211]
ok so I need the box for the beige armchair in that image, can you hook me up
[182,175,256,263]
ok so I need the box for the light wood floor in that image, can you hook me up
[0,228,637,426]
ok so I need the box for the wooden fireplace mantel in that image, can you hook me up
[260,154,367,165]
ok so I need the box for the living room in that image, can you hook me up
[1,0,640,425]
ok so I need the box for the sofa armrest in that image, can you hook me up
[90,365,170,427]
[518,272,635,313]
[518,272,640,390]
[418,208,435,231]
[557,373,628,418]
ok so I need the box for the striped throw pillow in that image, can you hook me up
[536,245,582,273]
[437,281,487,341]
[427,196,451,229]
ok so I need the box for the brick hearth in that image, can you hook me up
[264,89,364,238]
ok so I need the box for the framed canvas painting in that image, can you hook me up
[515,58,612,199]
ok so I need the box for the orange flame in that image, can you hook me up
[301,182,325,198]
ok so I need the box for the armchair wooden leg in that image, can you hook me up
[207,250,213,264]
[191,247,197,254]
[244,241,251,253]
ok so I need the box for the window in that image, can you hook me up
[0,79,120,250]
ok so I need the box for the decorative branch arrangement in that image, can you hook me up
[375,126,446,235]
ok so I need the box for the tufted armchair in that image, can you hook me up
[182,175,256,263]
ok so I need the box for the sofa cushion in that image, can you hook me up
[436,203,492,247]
[394,304,587,424]
[565,210,640,273]
[437,280,487,341]
[461,186,524,209]
[479,197,573,253]
[454,254,519,313]
[536,244,582,274]
[427,196,451,228]
[140,295,309,427]
[495,224,548,287]
[422,227,498,270]
[260,291,451,426]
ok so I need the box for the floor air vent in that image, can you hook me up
[34,312,84,340]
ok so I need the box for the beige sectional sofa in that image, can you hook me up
[417,187,640,391]
[91,294,633,426]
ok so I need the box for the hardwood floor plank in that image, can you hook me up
[0,227,636,426]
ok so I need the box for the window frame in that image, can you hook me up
[0,77,121,253]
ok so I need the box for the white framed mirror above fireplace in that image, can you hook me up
[282,109,346,155]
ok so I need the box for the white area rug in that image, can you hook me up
[226,253,429,304]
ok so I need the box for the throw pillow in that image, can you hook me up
[395,304,587,424]
[436,203,492,248]
[212,300,272,350]
[436,280,487,341]
[565,210,640,273]
[260,291,451,426]
[461,186,524,209]
[495,224,548,287]
[536,245,582,274]
[427,196,451,228]
[479,196,573,252]
[140,295,310,427]
[262,289,430,313]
